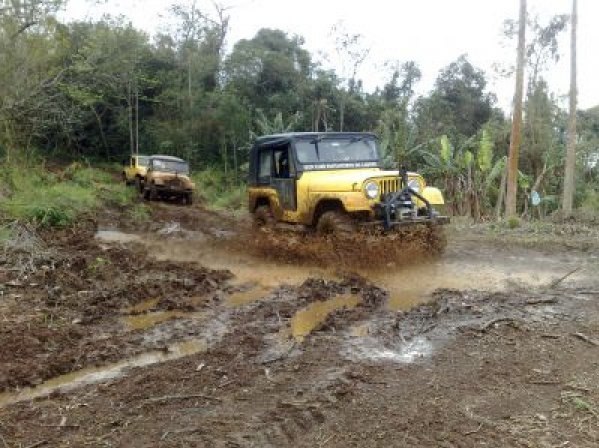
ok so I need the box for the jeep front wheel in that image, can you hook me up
[135,177,144,193]
[316,210,355,235]
[253,204,274,227]
[182,193,193,206]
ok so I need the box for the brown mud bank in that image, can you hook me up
[0,222,232,392]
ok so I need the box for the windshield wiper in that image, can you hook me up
[309,136,324,160]
[344,135,371,146]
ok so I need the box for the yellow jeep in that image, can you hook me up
[142,155,195,205]
[247,132,448,233]
[122,154,149,190]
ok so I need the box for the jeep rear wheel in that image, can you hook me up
[254,204,274,227]
[316,210,355,235]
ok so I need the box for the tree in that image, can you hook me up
[225,28,311,117]
[414,56,495,148]
[562,0,577,216]
[377,61,422,167]
[505,0,527,218]
[331,21,369,131]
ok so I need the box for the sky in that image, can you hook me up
[62,0,599,112]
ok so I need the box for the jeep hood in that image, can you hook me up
[304,169,420,192]
[153,172,195,187]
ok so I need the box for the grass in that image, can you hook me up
[0,162,137,228]
[192,168,247,211]
[0,224,13,243]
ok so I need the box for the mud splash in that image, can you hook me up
[0,340,207,408]
[349,336,434,364]
[291,294,360,341]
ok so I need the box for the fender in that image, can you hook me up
[421,186,444,205]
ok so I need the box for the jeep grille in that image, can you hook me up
[375,177,424,200]
[379,178,399,198]
[165,178,185,189]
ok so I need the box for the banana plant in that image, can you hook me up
[250,110,303,139]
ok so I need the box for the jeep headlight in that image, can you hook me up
[408,179,420,193]
[364,181,380,199]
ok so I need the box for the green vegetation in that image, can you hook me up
[0,164,136,227]
[193,169,246,211]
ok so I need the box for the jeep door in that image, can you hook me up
[271,145,297,211]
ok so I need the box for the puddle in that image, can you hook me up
[376,260,573,311]
[95,230,141,244]
[291,294,360,341]
[0,340,206,408]
[97,230,587,314]
[125,298,159,314]
[227,285,273,307]
[121,311,205,331]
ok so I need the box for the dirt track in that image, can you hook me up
[0,203,598,447]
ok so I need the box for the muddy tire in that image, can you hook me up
[254,205,275,227]
[316,210,355,235]
[135,177,144,194]
[149,184,158,201]
[183,193,193,206]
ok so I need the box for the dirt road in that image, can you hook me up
[0,204,598,447]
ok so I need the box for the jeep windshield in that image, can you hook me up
[152,159,189,174]
[294,137,380,169]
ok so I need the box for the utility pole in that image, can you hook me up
[562,0,578,216]
[505,0,527,218]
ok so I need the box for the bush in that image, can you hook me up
[507,216,521,229]
[192,168,247,210]
[0,163,136,227]
[581,188,599,212]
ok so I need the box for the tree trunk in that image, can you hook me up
[496,164,508,221]
[135,77,139,155]
[128,80,134,156]
[233,141,238,184]
[505,0,527,218]
[562,0,577,216]
[339,93,346,132]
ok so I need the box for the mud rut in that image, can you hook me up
[0,204,598,447]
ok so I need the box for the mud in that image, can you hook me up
[0,203,598,447]
[235,222,447,268]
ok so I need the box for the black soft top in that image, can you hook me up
[254,132,378,147]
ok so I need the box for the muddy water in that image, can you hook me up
[291,294,360,341]
[122,311,205,331]
[226,285,273,307]
[95,230,141,244]
[0,340,206,408]
[96,230,586,312]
